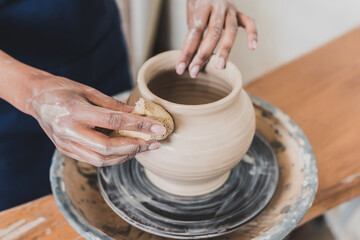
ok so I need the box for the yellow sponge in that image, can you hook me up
[112,98,174,141]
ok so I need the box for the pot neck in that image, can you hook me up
[137,50,243,116]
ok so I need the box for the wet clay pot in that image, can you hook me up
[127,50,255,196]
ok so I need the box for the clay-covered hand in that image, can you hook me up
[26,75,166,167]
[176,0,257,78]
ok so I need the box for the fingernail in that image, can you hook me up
[151,125,166,136]
[215,57,225,69]
[252,40,257,50]
[176,62,186,75]
[190,65,200,78]
[148,142,162,150]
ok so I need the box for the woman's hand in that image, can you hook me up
[26,75,166,167]
[176,0,258,78]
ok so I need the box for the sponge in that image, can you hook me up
[112,98,174,141]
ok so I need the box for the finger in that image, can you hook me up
[176,8,211,75]
[65,126,161,156]
[53,135,110,165]
[85,88,134,113]
[75,105,166,137]
[215,9,238,69]
[188,7,226,78]
[59,142,133,167]
[237,12,258,50]
[55,135,159,167]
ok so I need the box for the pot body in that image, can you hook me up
[128,50,255,196]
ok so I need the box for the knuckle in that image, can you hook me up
[198,53,209,63]
[190,26,204,35]
[221,45,232,55]
[129,144,140,155]
[116,100,125,108]
[136,121,144,131]
[184,52,194,62]
[210,26,222,40]
[106,113,122,128]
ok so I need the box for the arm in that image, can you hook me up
[0,50,42,114]
[176,0,258,78]
[0,50,165,167]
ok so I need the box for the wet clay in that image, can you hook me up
[51,92,318,240]
[127,50,256,196]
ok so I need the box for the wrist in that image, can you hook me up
[22,70,53,117]
[0,50,52,115]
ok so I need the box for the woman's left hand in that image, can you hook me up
[176,0,258,78]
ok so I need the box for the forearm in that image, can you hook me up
[0,50,48,115]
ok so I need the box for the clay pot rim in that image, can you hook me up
[137,50,243,113]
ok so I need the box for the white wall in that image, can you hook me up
[161,0,360,85]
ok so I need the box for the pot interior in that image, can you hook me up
[147,71,232,105]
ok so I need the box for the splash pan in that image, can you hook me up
[50,94,318,240]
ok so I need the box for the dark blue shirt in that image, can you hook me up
[0,0,132,210]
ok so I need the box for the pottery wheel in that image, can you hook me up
[98,132,279,239]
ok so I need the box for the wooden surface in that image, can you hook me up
[0,195,83,240]
[1,27,360,239]
[246,26,360,224]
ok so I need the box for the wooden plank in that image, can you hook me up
[1,26,360,239]
[245,26,360,224]
[0,195,83,240]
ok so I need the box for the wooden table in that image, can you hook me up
[1,27,360,240]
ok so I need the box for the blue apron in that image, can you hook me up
[0,0,132,210]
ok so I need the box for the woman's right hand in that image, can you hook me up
[26,74,166,167]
